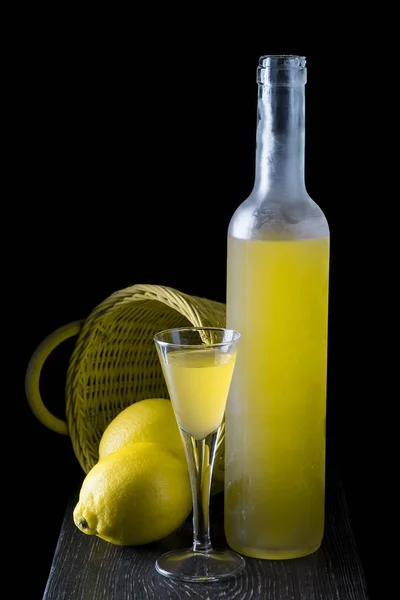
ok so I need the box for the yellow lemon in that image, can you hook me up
[73,442,192,546]
[98,398,185,461]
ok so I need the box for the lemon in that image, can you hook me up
[73,442,192,546]
[99,399,185,461]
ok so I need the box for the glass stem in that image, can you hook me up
[180,429,219,553]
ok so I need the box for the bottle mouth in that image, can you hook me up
[259,55,306,69]
[257,55,307,86]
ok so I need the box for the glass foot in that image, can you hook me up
[155,547,245,582]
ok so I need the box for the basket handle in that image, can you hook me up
[25,320,84,435]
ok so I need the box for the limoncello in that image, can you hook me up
[225,235,329,559]
[163,348,236,440]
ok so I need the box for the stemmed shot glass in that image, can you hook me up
[153,327,245,582]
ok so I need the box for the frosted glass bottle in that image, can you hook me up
[225,55,330,560]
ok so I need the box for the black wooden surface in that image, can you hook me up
[44,478,369,600]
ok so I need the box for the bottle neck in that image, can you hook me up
[253,84,306,199]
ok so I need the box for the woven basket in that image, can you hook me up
[25,284,227,489]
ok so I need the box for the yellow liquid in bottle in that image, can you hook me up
[225,235,329,559]
[163,348,236,440]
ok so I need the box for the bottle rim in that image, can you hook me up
[259,55,306,69]
[257,55,307,86]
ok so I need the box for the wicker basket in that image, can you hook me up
[25,284,227,488]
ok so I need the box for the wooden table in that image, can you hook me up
[43,475,369,599]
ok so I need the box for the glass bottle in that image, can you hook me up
[225,55,330,559]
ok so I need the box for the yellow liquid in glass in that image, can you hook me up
[163,348,236,440]
[225,235,329,559]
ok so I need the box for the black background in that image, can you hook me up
[15,25,388,599]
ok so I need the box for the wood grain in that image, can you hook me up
[44,479,369,599]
